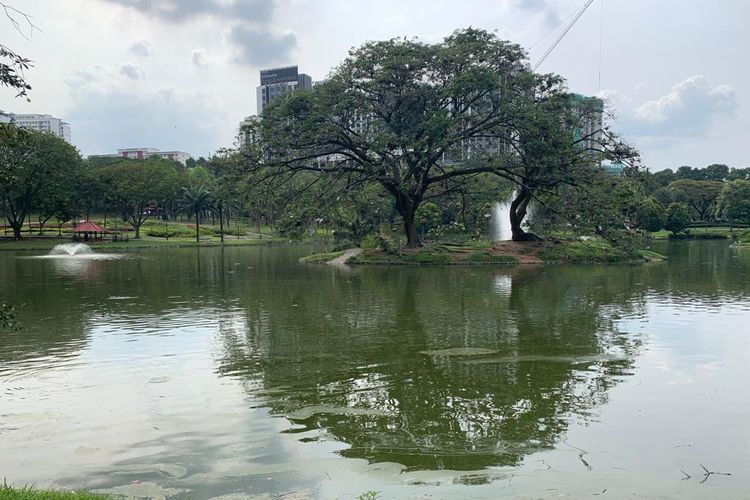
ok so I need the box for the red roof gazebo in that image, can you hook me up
[73,221,106,241]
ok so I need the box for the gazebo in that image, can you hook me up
[72,221,107,242]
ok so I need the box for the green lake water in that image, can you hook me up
[1,241,749,498]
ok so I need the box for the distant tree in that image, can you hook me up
[676,165,699,180]
[652,186,675,208]
[664,202,691,235]
[99,158,182,238]
[704,163,729,181]
[53,200,78,237]
[85,156,134,169]
[182,183,212,242]
[727,167,750,181]
[0,125,82,239]
[716,180,750,226]
[667,179,723,221]
[634,197,664,233]
[652,168,675,187]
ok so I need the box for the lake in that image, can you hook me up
[1,241,749,498]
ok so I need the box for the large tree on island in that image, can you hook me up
[254,28,638,246]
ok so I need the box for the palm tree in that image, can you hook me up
[182,184,212,243]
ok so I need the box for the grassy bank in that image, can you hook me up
[0,485,107,500]
[302,239,665,266]
[650,226,734,240]
[0,235,281,252]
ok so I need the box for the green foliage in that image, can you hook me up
[416,202,442,237]
[667,179,723,221]
[361,233,384,250]
[258,28,591,247]
[0,484,107,499]
[540,240,638,263]
[0,125,83,239]
[352,243,517,265]
[143,224,196,238]
[635,197,664,233]
[734,230,750,244]
[357,492,381,500]
[98,158,183,238]
[664,202,692,235]
[1,44,33,99]
[538,174,641,250]
[716,180,750,225]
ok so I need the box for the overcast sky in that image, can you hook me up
[1,0,746,171]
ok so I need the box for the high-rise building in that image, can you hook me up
[0,111,72,143]
[256,65,312,115]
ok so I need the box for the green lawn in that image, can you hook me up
[650,226,735,240]
[0,235,281,252]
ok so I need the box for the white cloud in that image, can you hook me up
[512,0,561,28]
[119,62,145,80]
[128,39,155,57]
[98,0,295,66]
[63,64,225,156]
[191,49,209,68]
[634,75,737,133]
[227,23,296,66]
[596,89,632,116]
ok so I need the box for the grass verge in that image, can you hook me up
[0,484,108,500]
[0,236,280,252]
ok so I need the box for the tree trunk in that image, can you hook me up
[219,204,224,243]
[195,208,200,243]
[12,223,22,240]
[393,193,422,249]
[134,224,141,239]
[510,188,540,242]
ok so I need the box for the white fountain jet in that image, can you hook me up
[490,192,515,242]
[49,243,94,256]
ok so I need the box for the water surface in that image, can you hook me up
[1,241,748,498]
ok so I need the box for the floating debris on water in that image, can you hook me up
[418,347,498,357]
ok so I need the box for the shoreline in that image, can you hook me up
[300,241,667,266]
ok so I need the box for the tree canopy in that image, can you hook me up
[716,180,750,225]
[0,125,82,239]
[254,28,638,247]
[99,158,182,238]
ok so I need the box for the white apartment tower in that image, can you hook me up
[0,111,72,143]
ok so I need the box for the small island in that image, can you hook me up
[300,239,666,266]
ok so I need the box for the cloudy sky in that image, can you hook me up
[1,0,746,170]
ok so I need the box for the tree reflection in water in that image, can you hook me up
[217,264,644,471]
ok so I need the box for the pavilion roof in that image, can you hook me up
[73,221,106,233]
